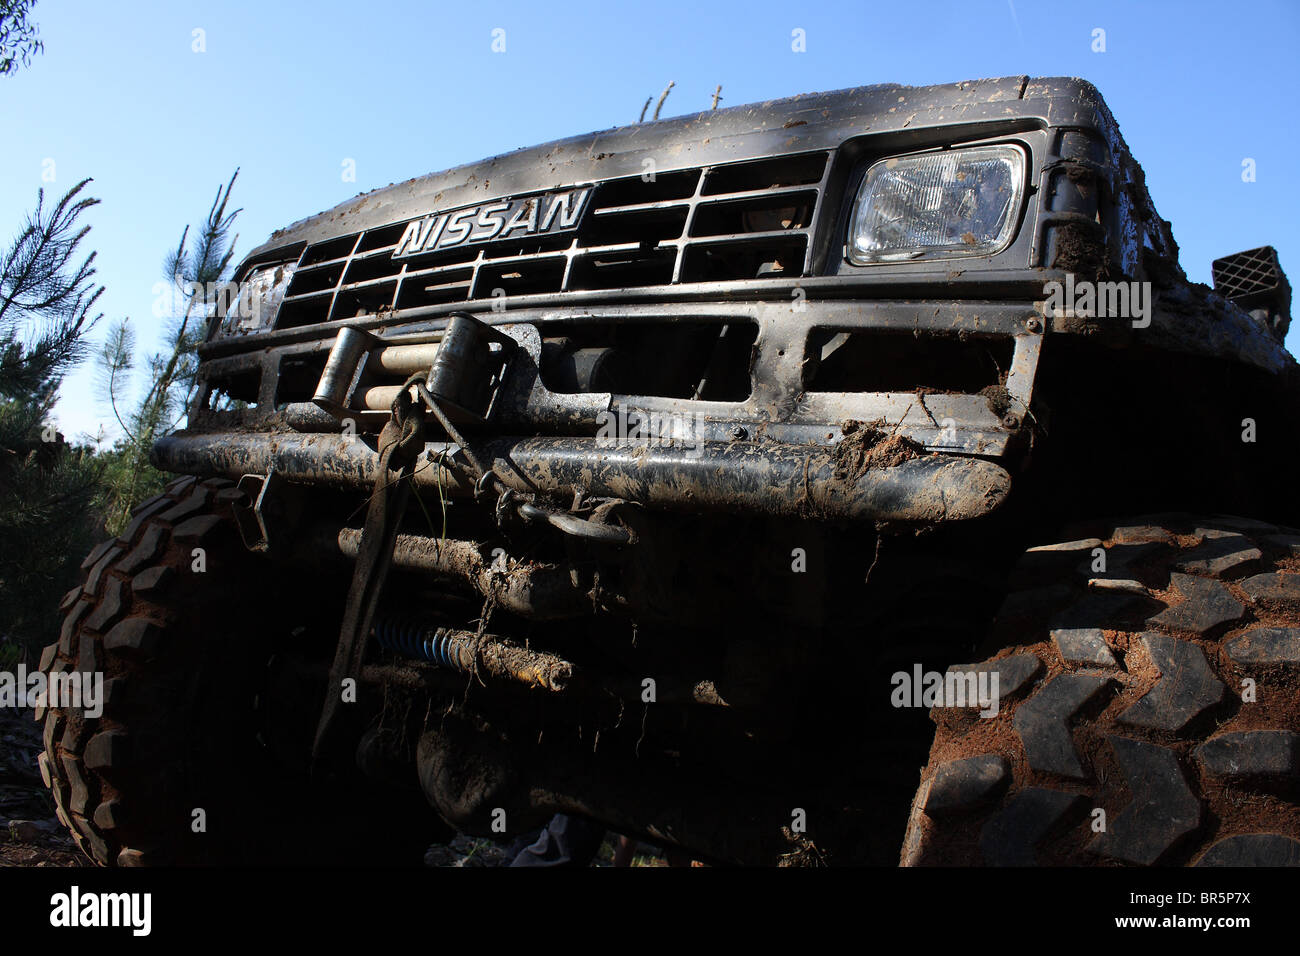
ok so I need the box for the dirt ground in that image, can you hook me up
[2,705,666,868]
[0,706,83,866]
[424,832,667,867]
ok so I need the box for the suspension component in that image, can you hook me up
[375,619,467,668]
[333,527,594,619]
[372,619,574,692]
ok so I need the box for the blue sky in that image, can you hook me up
[3,0,1297,440]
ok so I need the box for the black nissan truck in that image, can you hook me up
[40,75,1300,866]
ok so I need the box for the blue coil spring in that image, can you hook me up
[373,619,463,670]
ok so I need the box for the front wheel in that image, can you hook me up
[901,513,1300,867]
[38,475,440,865]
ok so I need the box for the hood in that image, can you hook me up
[244,75,1109,267]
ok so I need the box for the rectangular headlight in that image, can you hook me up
[216,262,295,338]
[847,144,1025,264]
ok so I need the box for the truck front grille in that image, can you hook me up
[276,151,831,328]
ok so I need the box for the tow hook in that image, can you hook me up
[516,500,632,545]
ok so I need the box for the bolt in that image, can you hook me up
[731,425,747,440]
[1002,414,1020,430]
[1026,317,1044,334]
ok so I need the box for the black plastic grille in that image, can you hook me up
[275,151,830,328]
[1211,245,1285,300]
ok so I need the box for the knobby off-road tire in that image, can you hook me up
[901,514,1300,867]
[38,475,438,866]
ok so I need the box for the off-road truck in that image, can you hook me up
[38,76,1300,866]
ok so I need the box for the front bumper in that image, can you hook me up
[151,430,1011,524]
[173,296,1039,525]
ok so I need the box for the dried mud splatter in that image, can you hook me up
[832,420,924,483]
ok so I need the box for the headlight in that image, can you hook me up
[847,144,1025,264]
[216,261,296,337]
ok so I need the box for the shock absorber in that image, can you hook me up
[373,619,471,669]
[371,618,574,692]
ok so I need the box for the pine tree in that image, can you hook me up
[96,169,240,533]
[0,178,104,653]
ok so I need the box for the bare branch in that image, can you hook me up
[652,81,675,121]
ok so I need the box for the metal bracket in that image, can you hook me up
[311,314,523,434]
[233,466,276,552]
[312,326,379,423]
[425,312,518,423]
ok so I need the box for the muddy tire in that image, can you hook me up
[900,514,1300,866]
[38,475,439,865]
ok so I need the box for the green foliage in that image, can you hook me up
[92,434,167,536]
[0,168,244,649]
[0,180,104,650]
[0,0,41,76]
[0,639,22,670]
[0,414,101,649]
[95,169,241,533]
[0,178,101,394]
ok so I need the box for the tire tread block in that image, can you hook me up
[979,787,1086,866]
[1196,834,1300,867]
[1013,673,1114,779]
[1174,535,1262,577]
[924,755,1010,815]
[157,489,211,525]
[59,752,94,816]
[80,538,116,572]
[118,524,167,576]
[1238,572,1300,612]
[57,600,91,657]
[83,546,123,598]
[103,617,163,656]
[118,496,172,543]
[131,565,174,596]
[1051,628,1119,668]
[944,653,1043,704]
[173,513,224,544]
[83,730,129,771]
[83,577,126,633]
[1090,737,1201,865]
[1225,627,1300,665]
[1195,731,1299,778]
[1119,633,1226,733]
[1149,573,1245,636]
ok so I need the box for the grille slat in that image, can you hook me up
[274,150,831,328]
[592,199,692,216]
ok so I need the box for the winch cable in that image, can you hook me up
[407,376,499,491]
[312,374,427,765]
